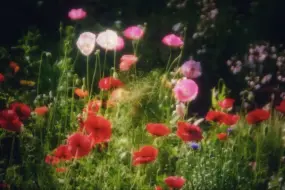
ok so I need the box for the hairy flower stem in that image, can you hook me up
[8,136,15,166]
[165,48,172,72]
[89,54,99,101]
[113,50,117,72]
[37,53,44,95]
[102,50,108,78]
[86,56,90,92]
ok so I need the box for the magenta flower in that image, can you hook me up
[68,8,87,20]
[96,30,119,51]
[181,60,202,79]
[173,79,198,102]
[123,26,144,40]
[162,34,184,47]
[115,36,125,51]
[76,32,96,56]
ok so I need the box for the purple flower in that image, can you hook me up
[181,60,202,79]
[227,127,234,135]
[188,142,200,150]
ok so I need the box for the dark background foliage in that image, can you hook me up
[1,0,285,45]
[1,0,285,115]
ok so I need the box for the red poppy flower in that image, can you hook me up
[45,155,60,165]
[56,167,67,173]
[74,88,88,98]
[84,115,112,144]
[154,186,163,190]
[276,100,285,114]
[246,109,270,124]
[146,123,170,136]
[0,109,23,132]
[83,100,102,115]
[34,106,49,116]
[98,77,124,91]
[176,121,203,142]
[67,132,92,158]
[0,73,5,83]
[220,113,239,126]
[132,145,158,166]
[217,133,228,141]
[54,145,73,161]
[9,102,31,121]
[164,176,186,189]
[9,61,20,74]
[0,183,9,189]
[205,111,225,123]
[218,98,235,109]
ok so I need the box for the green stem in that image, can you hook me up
[178,26,187,66]
[102,50,108,77]
[90,54,99,101]
[64,150,78,190]
[8,136,15,166]
[86,56,89,91]
[37,53,44,95]
[132,41,136,56]
[166,52,182,74]
[165,48,172,71]
[113,50,117,71]
[70,78,75,124]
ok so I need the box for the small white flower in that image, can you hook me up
[76,32,96,56]
[96,29,119,50]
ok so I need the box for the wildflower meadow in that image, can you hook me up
[0,3,285,190]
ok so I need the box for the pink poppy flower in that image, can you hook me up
[162,34,184,47]
[123,26,144,40]
[119,54,138,71]
[96,30,119,50]
[173,79,198,102]
[76,32,96,56]
[119,61,132,71]
[68,8,87,20]
[115,36,125,51]
[181,60,202,78]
